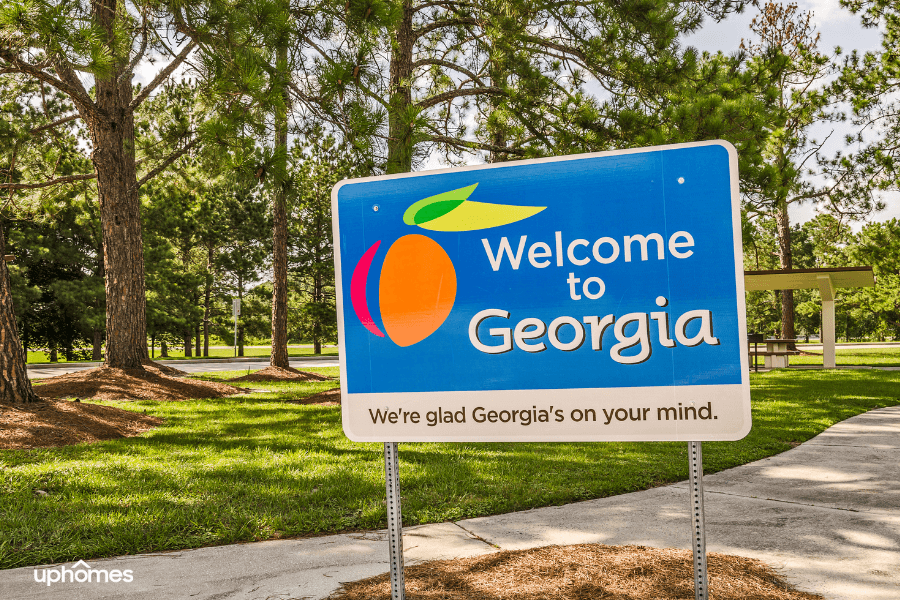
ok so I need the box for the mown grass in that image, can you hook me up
[791,347,900,367]
[1,369,897,569]
[25,346,339,364]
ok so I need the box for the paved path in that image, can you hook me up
[2,407,898,600]
[26,356,339,379]
[799,343,900,350]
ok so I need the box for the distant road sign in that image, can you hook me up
[332,141,750,442]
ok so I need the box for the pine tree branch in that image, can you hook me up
[0,174,96,190]
[137,137,200,187]
[0,50,99,119]
[28,115,80,134]
[413,17,479,39]
[425,133,527,156]
[129,41,197,112]
[413,58,485,85]
[119,16,151,83]
[417,86,503,110]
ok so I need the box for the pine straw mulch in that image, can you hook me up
[33,361,248,402]
[286,387,341,406]
[0,398,162,450]
[329,544,823,600]
[226,365,335,383]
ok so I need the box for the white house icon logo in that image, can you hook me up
[33,559,134,586]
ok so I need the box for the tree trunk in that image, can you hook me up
[237,280,244,357]
[49,347,58,363]
[203,247,212,357]
[87,0,149,369]
[386,0,415,175]
[270,44,290,369]
[488,62,508,164]
[0,222,41,404]
[161,340,169,358]
[92,329,103,361]
[775,200,796,348]
[313,269,322,355]
[64,344,73,362]
[183,331,192,357]
[195,324,201,357]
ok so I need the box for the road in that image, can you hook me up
[26,356,339,379]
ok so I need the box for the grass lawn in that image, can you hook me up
[791,347,900,367]
[1,369,897,569]
[25,346,338,364]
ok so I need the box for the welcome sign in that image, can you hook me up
[332,141,751,442]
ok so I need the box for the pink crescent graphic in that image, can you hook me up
[350,241,385,337]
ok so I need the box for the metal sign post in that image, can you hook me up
[383,442,405,600]
[689,441,708,600]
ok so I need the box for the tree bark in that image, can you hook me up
[89,0,149,369]
[183,331,192,357]
[92,329,103,361]
[775,199,796,348]
[194,323,201,357]
[237,278,244,357]
[161,340,169,358]
[270,44,290,369]
[385,0,415,175]
[0,222,41,404]
[313,268,322,355]
[203,247,212,357]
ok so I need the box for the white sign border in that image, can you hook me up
[332,140,751,443]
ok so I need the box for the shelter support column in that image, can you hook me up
[817,275,836,369]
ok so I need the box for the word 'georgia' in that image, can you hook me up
[468,299,718,364]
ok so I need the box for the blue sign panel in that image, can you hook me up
[333,142,751,442]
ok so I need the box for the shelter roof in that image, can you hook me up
[744,267,874,291]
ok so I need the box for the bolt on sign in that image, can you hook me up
[332,141,751,443]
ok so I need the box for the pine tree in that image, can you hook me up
[0,0,202,370]
[0,73,88,402]
[740,2,878,345]
[290,0,743,173]
[289,135,359,353]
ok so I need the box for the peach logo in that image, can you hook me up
[350,184,545,347]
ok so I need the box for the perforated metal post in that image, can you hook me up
[384,442,405,599]
[688,441,708,600]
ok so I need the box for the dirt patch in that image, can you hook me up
[227,366,334,383]
[0,399,162,450]
[329,544,823,600]
[287,387,341,406]
[34,363,247,402]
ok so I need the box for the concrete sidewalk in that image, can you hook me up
[2,407,898,600]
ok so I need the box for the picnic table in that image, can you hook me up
[760,338,799,369]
